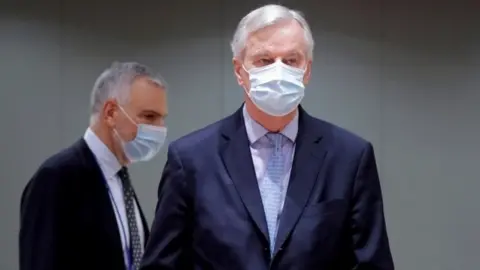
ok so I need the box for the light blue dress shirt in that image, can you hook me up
[242,106,298,217]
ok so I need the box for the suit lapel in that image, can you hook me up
[220,108,269,242]
[273,108,329,255]
[75,139,124,256]
[78,138,151,249]
[97,180,125,253]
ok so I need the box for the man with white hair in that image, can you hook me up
[20,62,168,270]
[142,4,394,269]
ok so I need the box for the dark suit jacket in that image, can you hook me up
[19,139,149,270]
[141,106,394,270]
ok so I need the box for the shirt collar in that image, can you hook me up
[83,128,122,180]
[242,105,298,145]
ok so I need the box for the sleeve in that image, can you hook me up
[140,144,193,270]
[19,166,73,270]
[351,143,395,270]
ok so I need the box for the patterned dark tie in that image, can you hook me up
[117,167,143,270]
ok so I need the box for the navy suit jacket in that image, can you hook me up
[19,139,149,270]
[141,106,394,270]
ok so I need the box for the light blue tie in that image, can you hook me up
[259,132,287,256]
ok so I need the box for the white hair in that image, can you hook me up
[89,61,167,124]
[230,4,315,59]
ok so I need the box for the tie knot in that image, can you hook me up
[265,132,287,149]
[117,167,130,185]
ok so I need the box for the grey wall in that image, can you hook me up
[1,1,479,269]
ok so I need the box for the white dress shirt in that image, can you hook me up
[242,105,298,212]
[83,128,145,268]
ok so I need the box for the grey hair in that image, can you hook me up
[89,61,167,124]
[230,4,315,59]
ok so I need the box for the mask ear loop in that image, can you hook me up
[114,106,140,154]
[118,105,138,126]
[239,64,251,95]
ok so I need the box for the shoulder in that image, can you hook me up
[168,113,232,155]
[20,141,90,223]
[306,113,372,155]
[23,140,86,197]
[38,140,86,175]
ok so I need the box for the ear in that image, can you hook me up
[233,57,245,86]
[102,99,119,128]
[303,59,313,85]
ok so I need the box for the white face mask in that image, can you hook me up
[244,61,306,117]
[115,106,167,163]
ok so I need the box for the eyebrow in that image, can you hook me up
[286,51,301,58]
[142,110,167,118]
[252,51,302,58]
[251,51,271,58]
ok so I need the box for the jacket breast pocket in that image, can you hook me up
[302,199,347,218]
[293,199,348,255]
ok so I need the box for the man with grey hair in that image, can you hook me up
[142,4,394,270]
[20,62,168,270]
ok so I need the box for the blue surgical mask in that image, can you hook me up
[244,61,306,117]
[116,106,167,163]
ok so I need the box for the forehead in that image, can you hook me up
[128,76,167,114]
[245,19,307,57]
